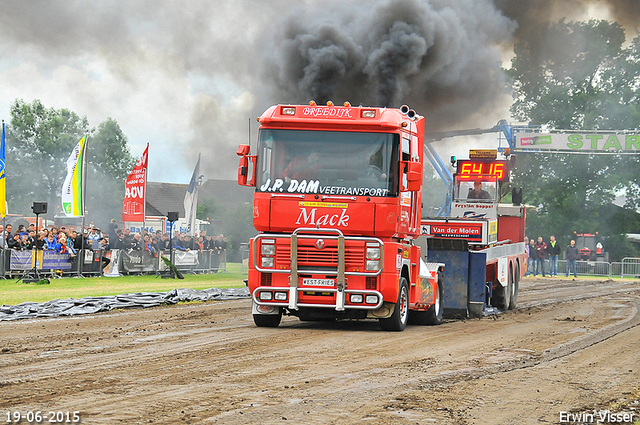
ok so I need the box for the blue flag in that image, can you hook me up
[0,121,6,218]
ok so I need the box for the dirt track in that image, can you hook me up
[1,277,640,424]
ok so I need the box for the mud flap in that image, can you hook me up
[426,239,487,319]
[426,249,468,319]
[467,251,487,318]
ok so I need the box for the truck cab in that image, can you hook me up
[237,103,443,331]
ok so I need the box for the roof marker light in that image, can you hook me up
[309,100,317,106]
[343,101,351,107]
[327,100,334,106]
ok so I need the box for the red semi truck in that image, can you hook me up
[237,102,443,331]
[237,103,526,330]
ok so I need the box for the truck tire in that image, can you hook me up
[411,272,444,325]
[380,277,409,331]
[508,263,520,310]
[253,310,282,328]
[495,264,512,311]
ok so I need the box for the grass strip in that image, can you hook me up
[1,263,247,306]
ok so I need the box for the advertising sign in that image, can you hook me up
[123,144,149,223]
[516,133,640,152]
[421,218,498,245]
[422,222,484,243]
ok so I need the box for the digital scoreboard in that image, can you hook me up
[456,160,510,182]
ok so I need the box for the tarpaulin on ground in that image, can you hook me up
[0,287,249,321]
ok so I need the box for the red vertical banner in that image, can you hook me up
[123,144,149,223]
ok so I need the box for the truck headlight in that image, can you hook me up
[274,292,287,301]
[350,294,363,303]
[365,295,378,304]
[261,244,275,255]
[259,291,273,300]
[366,260,380,271]
[366,247,380,260]
[261,257,274,268]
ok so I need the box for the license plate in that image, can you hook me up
[302,278,335,287]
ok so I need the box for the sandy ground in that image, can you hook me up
[1,277,640,424]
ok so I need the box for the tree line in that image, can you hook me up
[507,19,640,260]
[4,99,136,226]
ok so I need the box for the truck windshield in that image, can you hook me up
[256,129,399,197]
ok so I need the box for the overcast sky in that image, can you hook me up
[0,0,636,184]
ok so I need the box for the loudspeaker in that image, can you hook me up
[512,187,523,206]
[167,211,179,222]
[32,202,48,214]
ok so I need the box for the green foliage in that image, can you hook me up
[7,99,89,213]
[5,99,136,227]
[89,118,136,182]
[507,19,640,260]
[422,167,448,215]
[508,19,637,129]
[197,195,221,222]
[85,118,136,226]
[197,195,255,261]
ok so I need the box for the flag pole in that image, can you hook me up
[78,132,89,278]
[143,142,148,236]
[1,120,6,256]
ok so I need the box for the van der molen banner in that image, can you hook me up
[516,133,640,152]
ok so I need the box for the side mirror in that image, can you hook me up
[236,145,256,187]
[237,144,250,156]
[404,161,422,191]
[238,156,249,186]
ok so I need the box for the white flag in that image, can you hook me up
[61,135,87,217]
[183,154,201,236]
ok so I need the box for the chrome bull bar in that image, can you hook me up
[252,228,384,312]
[252,287,384,310]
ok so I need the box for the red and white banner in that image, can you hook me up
[123,144,148,223]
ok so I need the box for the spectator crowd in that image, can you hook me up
[0,221,228,270]
[524,235,581,278]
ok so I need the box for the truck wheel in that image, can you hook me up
[412,272,444,325]
[253,310,282,328]
[508,263,520,310]
[495,265,512,311]
[380,277,409,331]
[426,273,444,325]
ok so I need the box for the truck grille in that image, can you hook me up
[275,244,365,269]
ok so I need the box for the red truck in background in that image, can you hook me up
[419,149,527,317]
[237,102,444,331]
[574,233,608,262]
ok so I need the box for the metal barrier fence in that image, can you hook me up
[0,248,227,278]
[619,257,640,278]
[525,258,640,279]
